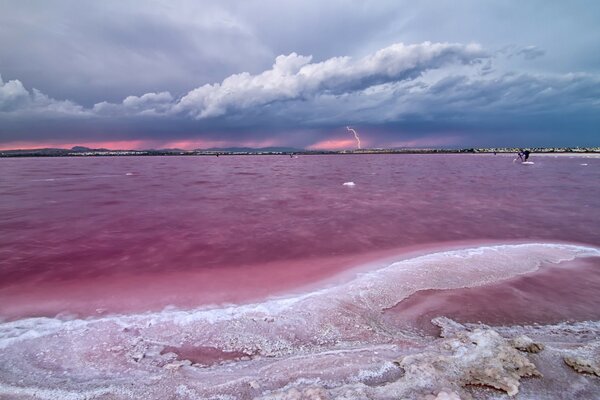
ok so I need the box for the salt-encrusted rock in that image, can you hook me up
[564,356,600,376]
[396,319,542,397]
[249,380,261,389]
[258,386,330,400]
[426,389,462,400]
[563,341,600,376]
[510,335,545,353]
[163,359,192,370]
[432,316,469,338]
[563,340,600,376]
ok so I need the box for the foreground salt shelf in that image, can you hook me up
[1,243,599,399]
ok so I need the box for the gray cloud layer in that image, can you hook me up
[2,41,489,119]
[174,42,486,119]
[1,1,599,148]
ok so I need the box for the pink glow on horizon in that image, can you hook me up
[0,139,149,151]
[307,132,462,150]
[0,134,462,152]
[163,138,281,150]
[307,138,360,150]
[0,138,283,151]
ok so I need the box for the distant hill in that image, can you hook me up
[0,148,72,156]
[0,146,135,156]
[71,146,110,152]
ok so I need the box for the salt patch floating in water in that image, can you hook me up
[0,243,599,399]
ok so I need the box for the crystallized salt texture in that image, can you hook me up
[1,243,599,399]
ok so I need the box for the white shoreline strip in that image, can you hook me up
[1,242,598,349]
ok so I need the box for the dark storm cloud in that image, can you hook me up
[0,0,272,105]
[0,1,599,148]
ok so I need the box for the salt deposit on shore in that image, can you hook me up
[1,243,599,399]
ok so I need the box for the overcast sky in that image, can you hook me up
[1,0,599,149]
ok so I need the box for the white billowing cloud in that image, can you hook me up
[2,41,485,119]
[2,40,599,131]
[122,92,173,109]
[93,91,174,116]
[29,89,87,114]
[227,68,600,128]
[0,74,85,115]
[0,75,30,112]
[173,42,487,118]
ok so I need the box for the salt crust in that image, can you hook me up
[563,341,600,377]
[1,243,599,399]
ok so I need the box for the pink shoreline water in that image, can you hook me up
[384,256,600,336]
[0,239,512,320]
[1,154,599,321]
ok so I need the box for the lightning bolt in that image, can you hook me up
[346,126,362,149]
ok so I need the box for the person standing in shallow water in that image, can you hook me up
[517,149,531,162]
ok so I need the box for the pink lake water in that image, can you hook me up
[1,154,600,399]
[0,154,599,320]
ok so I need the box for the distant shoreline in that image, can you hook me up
[528,152,600,158]
[1,147,599,158]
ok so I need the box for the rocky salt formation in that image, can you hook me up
[429,390,463,400]
[393,318,542,397]
[563,341,600,377]
[258,318,543,399]
[510,335,545,353]
[1,244,599,399]
[4,314,600,399]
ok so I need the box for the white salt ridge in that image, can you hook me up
[0,385,133,400]
[4,242,597,344]
[1,242,599,399]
